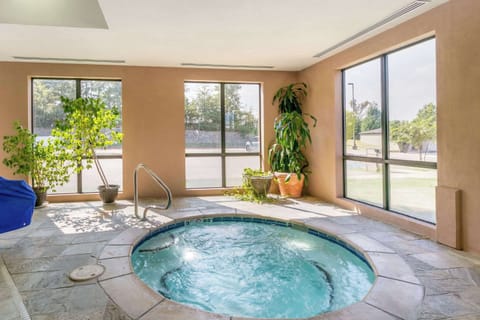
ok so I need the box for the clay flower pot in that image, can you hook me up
[274,172,304,198]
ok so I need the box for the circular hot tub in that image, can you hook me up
[131,217,375,319]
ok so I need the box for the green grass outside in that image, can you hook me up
[346,163,436,223]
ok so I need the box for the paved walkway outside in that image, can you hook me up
[0,196,479,320]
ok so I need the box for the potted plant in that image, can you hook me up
[228,168,273,203]
[53,97,123,203]
[242,168,273,198]
[268,83,317,198]
[2,121,73,207]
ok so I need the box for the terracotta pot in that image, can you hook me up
[269,178,280,194]
[274,172,304,198]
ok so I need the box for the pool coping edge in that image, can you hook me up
[98,213,424,320]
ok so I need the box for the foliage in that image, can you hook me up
[345,111,361,140]
[348,99,373,146]
[269,112,316,179]
[227,168,274,203]
[361,103,381,133]
[184,84,258,137]
[272,82,307,113]
[350,99,370,118]
[33,80,75,130]
[53,97,123,186]
[345,100,435,161]
[345,101,379,140]
[242,167,272,177]
[269,83,317,182]
[390,120,411,151]
[2,121,73,192]
[33,79,122,134]
[409,103,436,160]
[389,103,436,160]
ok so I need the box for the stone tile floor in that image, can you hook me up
[0,196,479,320]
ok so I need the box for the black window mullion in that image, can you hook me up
[256,83,263,170]
[341,71,347,198]
[220,83,226,188]
[31,79,35,132]
[381,55,389,210]
[75,80,83,193]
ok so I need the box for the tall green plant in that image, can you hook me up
[53,97,122,187]
[272,82,308,113]
[269,83,317,181]
[2,121,72,192]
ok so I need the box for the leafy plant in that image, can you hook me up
[273,82,307,113]
[390,103,436,160]
[228,168,274,203]
[2,121,73,192]
[361,103,381,132]
[242,167,271,177]
[269,83,317,182]
[53,96,123,187]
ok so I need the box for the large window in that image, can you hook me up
[343,38,437,223]
[32,78,122,194]
[185,82,261,188]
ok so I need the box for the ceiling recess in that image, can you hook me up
[313,0,433,58]
[13,56,125,64]
[0,0,108,29]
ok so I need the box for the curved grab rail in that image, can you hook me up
[134,163,172,220]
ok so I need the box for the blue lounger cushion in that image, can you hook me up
[0,177,36,233]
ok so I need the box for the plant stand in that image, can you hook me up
[248,175,273,197]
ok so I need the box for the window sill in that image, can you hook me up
[335,197,436,240]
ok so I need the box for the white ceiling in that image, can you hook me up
[0,0,447,71]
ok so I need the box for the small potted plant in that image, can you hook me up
[228,168,273,203]
[53,97,123,203]
[242,168,273,198]
[269,83,317,198]
[2,121,73,207]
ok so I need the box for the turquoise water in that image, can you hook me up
[132,220,375,319]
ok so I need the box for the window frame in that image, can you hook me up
[31,77,123,194]
[184,81,262,189]
[341,37,437,224]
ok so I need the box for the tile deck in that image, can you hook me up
[0,196,479,319]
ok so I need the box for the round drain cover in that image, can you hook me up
[69,264,105,281]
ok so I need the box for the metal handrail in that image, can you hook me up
[134,163,172,220]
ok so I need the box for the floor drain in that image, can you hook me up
[69,264,105,281]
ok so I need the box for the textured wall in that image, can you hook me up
[299,0,480,253]
[2,0,480,253]
[0,63,296,199]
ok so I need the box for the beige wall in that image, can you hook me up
[299,0,480,254]
[0,62,297,199]
[2,0,480,254]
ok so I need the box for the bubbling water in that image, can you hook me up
[132,220,374,319]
